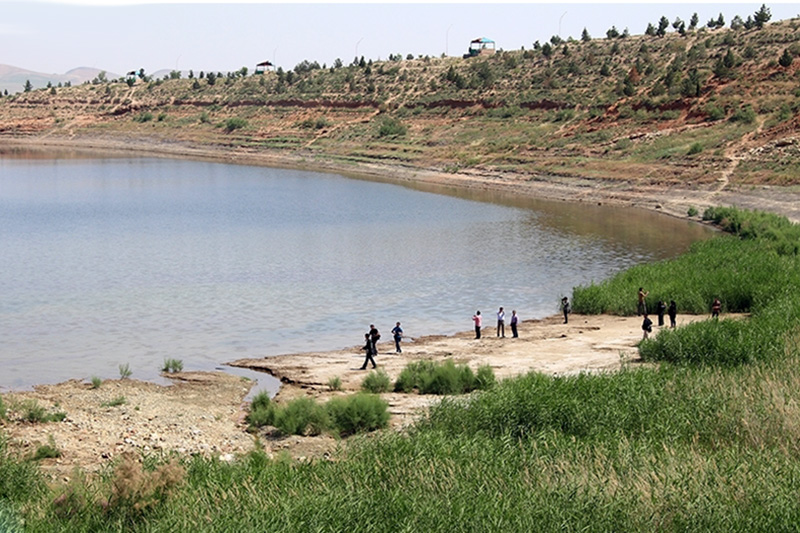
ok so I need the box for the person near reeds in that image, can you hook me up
[473,311,482,339]
[668,300,677,328]
[360,333,377,370]
[656,300,667,327]
[637,287,649,316]
[711,298,722,319]
[561,296,571,324]
[641,313,653,340]
[391,322,403,353]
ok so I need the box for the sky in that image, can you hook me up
[1,1,799,76]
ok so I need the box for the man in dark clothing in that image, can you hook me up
[656,300,667,327]
[360,333,377,370]
[642,314,653,340]
[391,322,403,353]
[668,300,677,328]
[369,325,381,353]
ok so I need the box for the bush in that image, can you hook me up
[377,117,407,138]
[32,436,61,461]
[101,396,126,408]
[0,395,5,420]
[224,117,248,132]
[327,377,342,391]
[394,360,491,395]
[20,401,66,424]
[687,206,699,217]
[133,111,153,123]
[273,397,329,436]
[730,105,756,124]
[90,376,102,389]
[361,370,392,393]
[687,142,703,155]
[161,358,183,373]
[119,364,132,379]
[246,392,276,430]
[325,393,389,436]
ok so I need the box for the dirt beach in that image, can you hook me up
[2,312,712,480]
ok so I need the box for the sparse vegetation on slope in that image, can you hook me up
[1,15,799,189]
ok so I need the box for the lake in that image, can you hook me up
[0,149,712,393]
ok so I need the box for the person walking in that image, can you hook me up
[561,297,571,324]
[360,333,377,370]
[642,313,653,340]
[510,310,519,338]
[473,311,482,339]
[711,298,722,319]
[391,322,403,353]
[637,287,649,316]
[668,300,677,328]
[497,307,505,338]
[656,300,667,327]
[369,324,381,353]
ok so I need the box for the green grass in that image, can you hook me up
[161,358,183,373]
[118,363,132,379]
[100,396,127,408]
[394,359,495,394]
[89,376,102,389]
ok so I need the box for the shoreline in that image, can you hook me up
[2,311,718,478]
[7,135,800,224]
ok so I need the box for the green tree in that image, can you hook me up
[657,16,669,36]
[206,71,216,86]
[754,4,771,28]
[672,17,683,31]
[24,79,32,92]
[779,48,794,68]
[731,15,744,30]
[645,23,656,36]
[581,27,591,42]
[689,12,699,30]
[606,26,619,39]
[541,42,553,59]
[715,13,725,28]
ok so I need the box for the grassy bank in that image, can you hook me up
[3,207,800,531]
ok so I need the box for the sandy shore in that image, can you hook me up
[2,312,715,480]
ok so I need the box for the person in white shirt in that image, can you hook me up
[497,307,505,338]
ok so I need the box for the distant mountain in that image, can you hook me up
[0,65,121,95]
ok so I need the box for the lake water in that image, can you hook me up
[0,149,712,393]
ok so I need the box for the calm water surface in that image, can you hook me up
[0,150,712,392]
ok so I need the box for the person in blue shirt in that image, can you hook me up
[391,322,403,353]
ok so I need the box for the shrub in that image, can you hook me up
[327,376,343,391]
[225,117,248,132]
[32,436,61,461]
[361,370,392,393]
[325,393,389,436]
[133,111,153,123]
[475,365,497,390]
[273,397,329,436]
[104,453,185,517]
[730,105,756,124]
[119,364,132,379]
[161,358,183,373]
[90,376,102,389]
[377,116,407,138]
[394,360,437,393]
[246,391,276,430]
[101,396,126,408]
[687,142,703,155]
[20,400,66,424]
[687,206,699,217]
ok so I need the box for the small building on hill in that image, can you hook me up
[255,61,274,74]
[464,38,496,58]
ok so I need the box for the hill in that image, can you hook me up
[0,64,121,95]
[1,16,799,219]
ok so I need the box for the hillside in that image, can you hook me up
[1,17,799,217]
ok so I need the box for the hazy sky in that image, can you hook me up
[2,1,798,76]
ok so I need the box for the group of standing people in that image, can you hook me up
[639,287,722,340]
[473,307,519,339]
[640,287,678,339]
[360,322,404,370]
